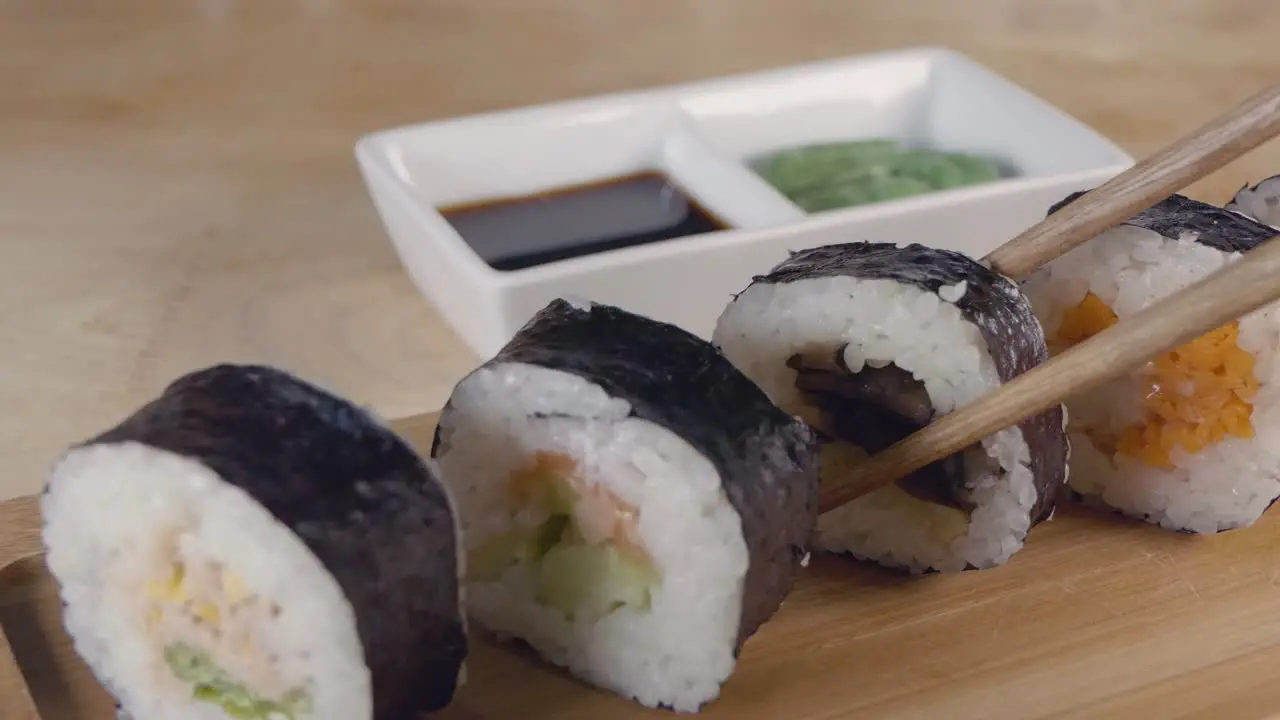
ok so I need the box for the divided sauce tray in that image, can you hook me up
[355,46,1133,358]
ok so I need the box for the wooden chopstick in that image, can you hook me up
[984,82,1280,281]
[818,232,1280,515]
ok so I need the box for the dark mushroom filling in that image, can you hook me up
[787,347,999,511]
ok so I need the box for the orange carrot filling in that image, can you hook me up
[1050,292,1259,468]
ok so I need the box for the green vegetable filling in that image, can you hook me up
[468,514,570,580]
[753,139,1005,213]
[468,471,660,621]
[535,542,659,621]
[165,643,311,719]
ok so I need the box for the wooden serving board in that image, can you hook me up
[8,413,1280,719]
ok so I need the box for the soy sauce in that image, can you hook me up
[439,172,729,272]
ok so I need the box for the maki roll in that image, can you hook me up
[1227,175,1280,228]
[1023,192,1280,533]
[41,364,468,720]
[431,298,819,712]
[713,242,1069,574]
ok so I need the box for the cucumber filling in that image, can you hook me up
[534,541,658,621]
[165,643,311,719]
[469,451,662,621]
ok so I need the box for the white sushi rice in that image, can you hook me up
[712,275,1039,573]
[1227,177,1280,228]
[1023,225,1280,532]
[42,443,372,720]
[434,363,750,712]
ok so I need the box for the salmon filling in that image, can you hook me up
[468,451,662,621]
[1051,291,1259,468]
[143,536,311,719]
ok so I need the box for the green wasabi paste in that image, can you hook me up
[165,643,312,719]
[753,139,1005,213]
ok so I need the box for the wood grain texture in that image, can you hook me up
[4,0,1280,503]
[10,411,1280,719]
[984,83,1280,280]
[824,233,1280,513]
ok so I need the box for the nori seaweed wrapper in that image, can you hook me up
[71,364,467,719]
[1050,190,1276,254]
[747,241,1068,526]
[432,298,822,653]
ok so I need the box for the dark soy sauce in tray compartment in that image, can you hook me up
[439,172,729,272]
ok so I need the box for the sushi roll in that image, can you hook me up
[41,364,468,720]
[1023,192,1280,534]
[1226,175,1280,228]
[431,298,820,712]
[713,242,1069,574]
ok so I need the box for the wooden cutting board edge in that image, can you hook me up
[0,541,41,720]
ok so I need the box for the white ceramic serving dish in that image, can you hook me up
[355,46,1134,358]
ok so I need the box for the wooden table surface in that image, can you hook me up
[3,0,1279,503]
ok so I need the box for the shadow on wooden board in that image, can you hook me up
[0,553,115,720]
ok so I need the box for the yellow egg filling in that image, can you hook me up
[142,547,310,719]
